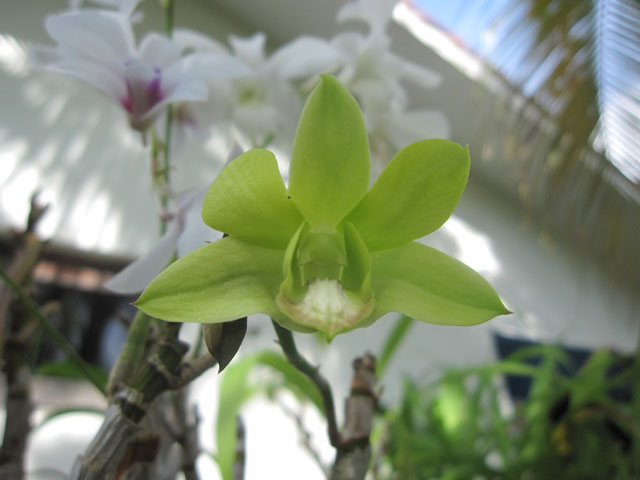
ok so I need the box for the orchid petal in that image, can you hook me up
[172,28,230,54]
[140,79,208,127]
[46,58,125,100]
[229,32,266,69]
[158,78,208,105]
[269,36,343,80]
[164,52,251,82]
[138,32,181,67]
[45,11,135,63]
[337,0,398,35]
[202,148,303,249]
[289,75,370,229]
[370,242,509,326]
[136,237,285,325]
[347,139,469,251]
[105,221,180,294]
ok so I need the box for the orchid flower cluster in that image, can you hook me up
[32,0,506,339]
[33,0,445,153]
[32,0,449,295]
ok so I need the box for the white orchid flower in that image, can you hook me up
[31,9,250,132]
[186,31,342,147]
[158,29,341,148]
[337,0,399,37]
[69,0,143,19]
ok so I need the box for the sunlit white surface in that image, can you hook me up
[438,215,501,277]
[27,412,103,479]
[393,3,488,85]
[0,33,29,76]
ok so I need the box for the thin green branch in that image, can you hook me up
[159,0,174,227]
[162,105,174,217]
[161,0,175,37]
[271,319,341,447]
[0,266,107,396]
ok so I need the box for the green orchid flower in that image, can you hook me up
[136,75,509,338]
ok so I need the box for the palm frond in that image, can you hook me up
[419,0,640,287]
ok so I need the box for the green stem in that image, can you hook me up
[162,105,173,220]
[160,0,174,220]
[271,320,341,447]
[106,310,152,396]
[0,266,107,396]
[161,0,175,37]
[150,132,169,235]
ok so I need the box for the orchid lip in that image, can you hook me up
[119,61,165,130]
[276,278,374,337]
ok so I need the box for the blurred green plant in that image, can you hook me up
[374,344,639,479]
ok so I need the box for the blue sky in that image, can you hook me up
[413,0,640,182]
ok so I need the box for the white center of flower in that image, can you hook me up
[275,278,373,338]
[299,279,359,321]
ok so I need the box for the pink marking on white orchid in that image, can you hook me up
[120,60,164,130]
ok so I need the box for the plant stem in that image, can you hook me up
[233,416,246,480]
[0,266,107,396]
[271,320,341,448]
[161,0,174,37]
[159,0,174,227]
[107,310,152,396]
[330,354,377,480]
[0,298,35,478]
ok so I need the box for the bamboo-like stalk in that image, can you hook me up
[0,198,47,478]
[330,354,377,480]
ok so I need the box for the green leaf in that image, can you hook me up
[347,140,470,251]
[202,148,303,249]
[570,350,613,409]
[289,75,370,229]
[216,350,325,480]
[0,266,107,396]
[251,351,324,413]
[136,237,284,324]
[216,356,256,480]
[36,360,109,391]
[377,315,414,378]
[370,242,509,326]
